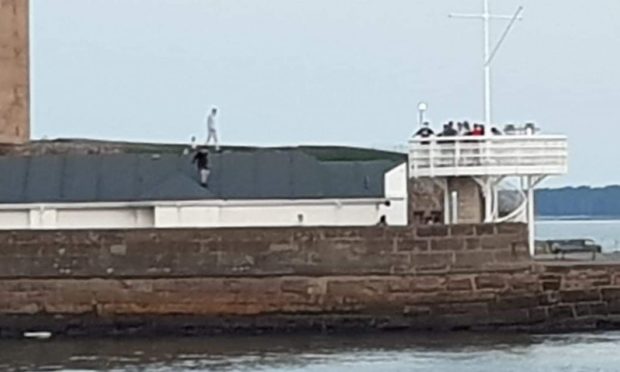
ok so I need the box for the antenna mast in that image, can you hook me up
[450,0,524,126]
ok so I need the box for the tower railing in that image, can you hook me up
[409,134,568,178]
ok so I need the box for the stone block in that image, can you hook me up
[416,225,449,238]
[539,292,560,306]
[542,277,562,291]
[326,280,365,297]
[281,279,313,295]
[410,276,446,292]
[480,236,511,251]
[446,277,474,291]
[387,279,411,293]
[607,300,620,314]
[492,249,530,264]
[548,304,575,319]
[493,294,539,310]
[475,224,496,236]
[486,308,530,325]
[109,244,127,256]
[433,302,489,316]
[475,274,508,290]
[528,307,548,323]
[589,302,609,316]
[560,290,601,304]
[431,238,465,252]
[465,238,481,250]
[496,223,527,235]
[396,239,429,252]
[450,225,475,237]
[575,302,608,317]
[411,252,453,273]
[602,288,620,301]
[508,274,541,292]
[453,251,495,271]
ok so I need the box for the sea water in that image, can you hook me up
[3,332,620,371]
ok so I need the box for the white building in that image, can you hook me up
[0,149,408,230]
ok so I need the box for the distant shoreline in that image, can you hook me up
[537,216,620,222]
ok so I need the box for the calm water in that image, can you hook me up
[3,220,619,371]
[537,219,620,252]
[4,332,620,372]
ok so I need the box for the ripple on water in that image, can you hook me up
[2,332,620,372]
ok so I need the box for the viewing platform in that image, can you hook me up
[408,134,568,178]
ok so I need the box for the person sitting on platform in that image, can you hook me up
[440,122,458,137]
[471,124,484,136]
[415,121,434,138]
[437,122,458,167]
[462,121,472,135]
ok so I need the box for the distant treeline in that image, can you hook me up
[536,186,620,218]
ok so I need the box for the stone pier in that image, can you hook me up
[0,224,618,336]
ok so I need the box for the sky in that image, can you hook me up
[30,0,620,186]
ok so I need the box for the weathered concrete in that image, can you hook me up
[0,0,29,144]
[448,177,483,224]
[1,223,619,336]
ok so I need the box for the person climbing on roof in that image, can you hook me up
[192,147,210,188]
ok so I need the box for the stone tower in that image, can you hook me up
[0,0,29,144]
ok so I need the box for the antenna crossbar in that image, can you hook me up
[449,0,525,126]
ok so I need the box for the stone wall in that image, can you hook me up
[0,224,620,336]
[409,177,485,225]
[408,179,444,224]
[0,224,528,279]
[0,0,29,144]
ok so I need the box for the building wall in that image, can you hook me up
[0,0,29,144]
[0,198,407,230]
[1,224,619,335]
[0,164,408,230]
[153,198,406,228]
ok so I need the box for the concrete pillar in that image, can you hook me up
[447,177,483,224]
[0,0,30,144]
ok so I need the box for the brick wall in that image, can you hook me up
[1,224,620,336]
[0,0,29,144]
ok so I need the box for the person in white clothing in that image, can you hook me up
[205,107,220,151]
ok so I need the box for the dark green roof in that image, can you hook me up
[0,149,403,203]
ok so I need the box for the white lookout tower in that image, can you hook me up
[408,0,569,256]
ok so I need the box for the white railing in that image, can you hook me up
[409,134,568,178]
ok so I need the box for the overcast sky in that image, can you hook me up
[31,0,620,186]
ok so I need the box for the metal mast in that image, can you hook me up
[450,0,524,126]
